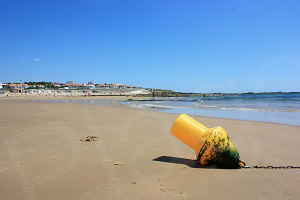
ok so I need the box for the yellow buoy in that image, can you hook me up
[171,114,243,169]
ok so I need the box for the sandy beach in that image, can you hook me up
[0,93,144,101]
[1,100,300,200]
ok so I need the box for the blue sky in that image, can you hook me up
[0,0,299,92]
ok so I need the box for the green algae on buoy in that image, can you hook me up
[171,114,244,169]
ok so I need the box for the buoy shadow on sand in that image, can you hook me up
[153,156,221,169]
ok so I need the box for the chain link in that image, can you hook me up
[242,165,300,169]
[240,161,300,169]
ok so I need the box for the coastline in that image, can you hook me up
[1,94,299,127]
[1,101,300,199]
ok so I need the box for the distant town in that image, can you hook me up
[0,81,175,97]
[0,81,298,98]
[0,81,144,90]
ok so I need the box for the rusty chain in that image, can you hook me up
[243,165,300,169]
[240,161,300,169]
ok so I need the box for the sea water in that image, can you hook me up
[123,93,300,126]
[27,93,300,126]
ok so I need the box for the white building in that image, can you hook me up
[109,84,126,89]
[0,83,8,89]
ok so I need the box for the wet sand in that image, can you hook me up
[0,101,300,199]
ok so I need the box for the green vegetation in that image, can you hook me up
[24,82,62,89]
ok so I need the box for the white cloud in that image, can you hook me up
[34,58,40,62]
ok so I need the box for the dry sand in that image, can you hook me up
[0,101,300,200]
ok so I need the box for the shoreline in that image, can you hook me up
[1,96,299,127]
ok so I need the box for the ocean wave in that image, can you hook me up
[131,103,189,109]
[200,106,300,112]
[196,104,221,108]
[275,98,300,101]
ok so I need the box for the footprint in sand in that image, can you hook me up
[80,136,98,142]
[159,184,172,192]
[113,162,126,166]
[159,184,188,198]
